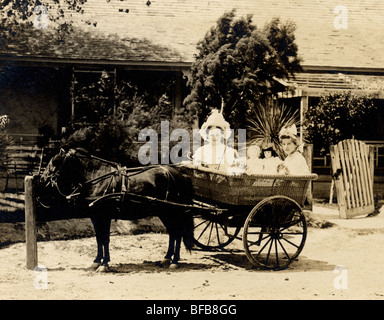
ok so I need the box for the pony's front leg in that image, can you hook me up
[90,216,111,272]
[93,242,104,266]
[90,218,103,270]
[98,217,111,272]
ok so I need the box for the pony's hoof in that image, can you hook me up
[169,263,180,270]
[96,264,110,272]
[159,259,171,267]
[89,262,101,270]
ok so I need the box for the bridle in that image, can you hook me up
[43,150,126,199]
[39,149,178,208]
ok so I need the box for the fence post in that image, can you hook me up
[25,175,38,270]
[303,144,313,206]
[330,144,347,218]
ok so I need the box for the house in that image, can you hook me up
[1,0,384,196]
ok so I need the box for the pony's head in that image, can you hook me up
[39,148,85,199]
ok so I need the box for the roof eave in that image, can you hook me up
[0,55,192,71]
[302,64,384,75]
[2,55,384,75]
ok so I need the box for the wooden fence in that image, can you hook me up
[1,138,60,193]
[314,141,384,173]
[330,139,375,219]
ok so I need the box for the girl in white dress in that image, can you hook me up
[278,125,310,175]
[193,109,238,172]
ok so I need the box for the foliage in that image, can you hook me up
[64,115,133,164]
[72,71,115,123]
[0,0,96,46]
[64,74,194,165]
[247,100,299,158]
[305,92,378,154]
[184,9,302,129]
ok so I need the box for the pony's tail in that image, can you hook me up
[182,211,194,252]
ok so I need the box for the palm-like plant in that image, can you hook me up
[247,100,299,159]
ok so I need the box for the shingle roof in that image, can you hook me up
[293,73,384,91]
[1,27,184,63]
[1,0,384,70]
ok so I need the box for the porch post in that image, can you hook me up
[299,92,308,144]
[71,67,75,121]
[300,92,312,205]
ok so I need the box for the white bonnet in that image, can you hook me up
[199,109,232,140]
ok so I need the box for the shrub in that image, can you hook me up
[305,92,377,154]
[64,88,194,165]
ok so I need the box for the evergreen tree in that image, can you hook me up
[184,9,302,128]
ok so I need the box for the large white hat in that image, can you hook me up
[279,124,299,143]
[199,109,232,140]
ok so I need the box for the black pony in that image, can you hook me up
[38,148,194,271]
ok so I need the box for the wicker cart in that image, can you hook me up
[180,164,318,270]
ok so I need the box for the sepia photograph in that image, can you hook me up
[0,0,384,305]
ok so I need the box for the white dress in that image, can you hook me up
[246,158,263,175]
[261,157,281,174]
[193,142,237,171]
[283,151,310,175]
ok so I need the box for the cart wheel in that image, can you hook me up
[193,213,241,250]
[243,195,307,270]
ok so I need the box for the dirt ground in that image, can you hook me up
[0,201,384,300]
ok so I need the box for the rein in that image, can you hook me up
[49,152,181,206]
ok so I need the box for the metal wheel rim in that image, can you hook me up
[243,195,307,270]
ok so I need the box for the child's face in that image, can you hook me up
[248,149,260,159]
[247,146,261,159]
[281,138,297,156]
[264,150,272,158]
[207,126,224,142]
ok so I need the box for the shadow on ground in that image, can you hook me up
[209,252,336,272]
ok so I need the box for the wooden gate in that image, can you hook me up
[330,139,375,219]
